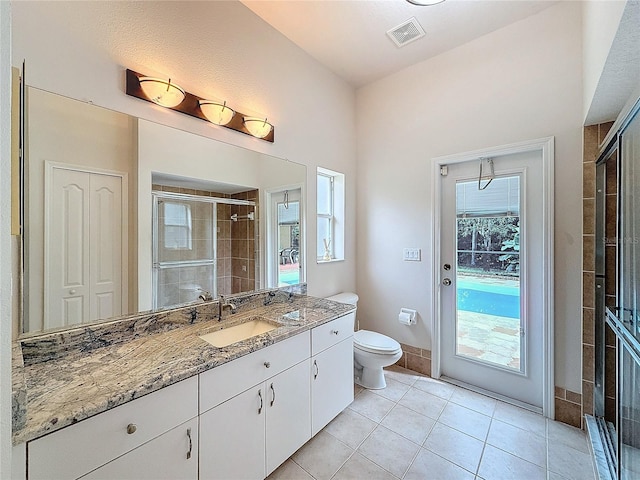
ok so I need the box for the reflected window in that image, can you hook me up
[163,202,192,250]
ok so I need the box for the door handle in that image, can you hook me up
[270,382,276,407]
[442,278,452,286]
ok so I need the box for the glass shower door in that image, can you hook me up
[153,193,216,309]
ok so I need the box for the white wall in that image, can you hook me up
[583,0,627,121]
[1,1,13,476]
[11,0,357,303]
[355,2,584,392]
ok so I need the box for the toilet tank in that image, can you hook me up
[325,292,358,306]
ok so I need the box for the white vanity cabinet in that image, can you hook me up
[79,418,198,480]
[27,376,198,480]
[198,332,311,480]
[311,313,354,436]
[20,310,356,480]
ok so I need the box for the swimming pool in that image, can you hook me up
[457,279,520,319]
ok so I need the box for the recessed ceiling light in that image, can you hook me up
[406,0,445,5]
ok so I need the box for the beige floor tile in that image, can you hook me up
[384,365,421,386]
[449,387,497,417]
[548,442,596,480]
[357,425,421,478]
[486,419,546,467]
[493,401,546,437]
[413,376,455,399]
[438,402,491,441]
[354,383,364,397]
[266,459,314,480]
[323,408,377,449]
[348,389,395,422]
[478,445,546,480]
[291,431,353,480]
[405,448,475,480]
[371,377,411,402]
[423,422,484,473]
[398,386,447,420]
[381,404,435,445]
[547,419,589,453]
[332,452,398,480]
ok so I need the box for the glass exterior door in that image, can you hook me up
[455,176,522,371]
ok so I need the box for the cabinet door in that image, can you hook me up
[200,386,266,480]
[265,360,311,476]
[311,337,354,436]
[80,418,197,480]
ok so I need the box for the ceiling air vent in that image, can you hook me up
[387,17,425,48]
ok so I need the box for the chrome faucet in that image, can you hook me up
[197,289,213,302]
[218,296,237,319]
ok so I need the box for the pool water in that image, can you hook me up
[457,279,520,319]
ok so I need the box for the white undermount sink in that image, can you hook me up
[199,318,278,348]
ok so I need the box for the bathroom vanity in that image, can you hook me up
[11,292,355,480]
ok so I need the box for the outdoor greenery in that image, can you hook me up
[457,216,520,276]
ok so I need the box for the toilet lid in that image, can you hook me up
[354,330,401,354]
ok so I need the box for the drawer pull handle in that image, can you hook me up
[264,361,271,368]
[331,330,339,335]
[186,428,192,459]
[258,389,263,414]
[313,359,319,379]
[270,383,276,406]
[126,423,137,435]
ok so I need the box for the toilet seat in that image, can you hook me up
[354,330,401,355]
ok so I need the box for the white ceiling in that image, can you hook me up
[241,0,559,87]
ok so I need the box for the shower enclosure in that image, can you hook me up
[152,190,257,310]
[590,98,640,480]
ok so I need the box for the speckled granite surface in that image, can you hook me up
[12,289,355,445]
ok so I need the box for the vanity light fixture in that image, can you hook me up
[199,100,235,126]
[125,69,274,142]
[243,117,273,139]
[406,0,445,5]
[138,77,186,108]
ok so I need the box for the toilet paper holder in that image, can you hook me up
[399,308,417,325]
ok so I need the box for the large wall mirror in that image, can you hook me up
[22,87,306,335]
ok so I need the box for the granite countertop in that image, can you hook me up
[12,291,355,445]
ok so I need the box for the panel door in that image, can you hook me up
[311,337,354,436]
[46,165,124,329]
[47,167,91,328]
[265,360,311,476]
[200,385,266,480]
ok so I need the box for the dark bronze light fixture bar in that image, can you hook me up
[125,69,274,143]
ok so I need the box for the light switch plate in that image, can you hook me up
[403,248,421,261]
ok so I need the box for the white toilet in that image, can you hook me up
[326,292,403,390]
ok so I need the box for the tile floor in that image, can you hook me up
[268,366,596,480]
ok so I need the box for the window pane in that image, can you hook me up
[317,217,331,258]
[317,174,332,215]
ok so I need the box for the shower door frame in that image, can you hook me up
[151,191,256,309]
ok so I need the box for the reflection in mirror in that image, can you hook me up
[22,87,306,335]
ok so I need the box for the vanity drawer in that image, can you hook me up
[312,313,355,355]
[28,376,198,480]
[199,330,310,414]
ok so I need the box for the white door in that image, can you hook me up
[46,164,126,329]
[311,337,354,436]
[199,386,266,480]
[439,151,546,408]
[265,360,311,476]
[268,188,302,288]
